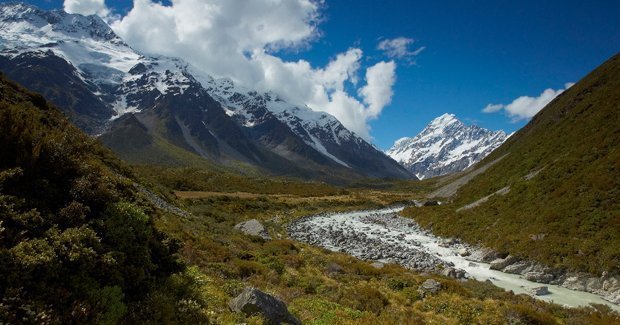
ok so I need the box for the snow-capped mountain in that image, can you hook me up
[387,113,509,179]
[203,77,403,174]
[0,3,412,181]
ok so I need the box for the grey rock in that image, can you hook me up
[441,267,466,279]
[489,255,519,270]
[503,261,532,274]
[468,247,502,263]
[418,279,442,296]
[529,286,549,296]
[235,219,271,240]
[457,248,470,257]
[524,272,555,284]
[229,287,300,325]
[563,275,587,291]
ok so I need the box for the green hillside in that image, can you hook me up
[404,53,620,274]
[0,73,211,323]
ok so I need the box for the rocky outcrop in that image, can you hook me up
[235,219,271,240]
[229,287,300,325]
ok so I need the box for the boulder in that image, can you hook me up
[489,255,519,270]
[470,247,503,263]
[229,287,300,325]
[423,200,440,206]
[529,286,549,296]
[441,267,466,279]
[524,272,554,284]
[235,219,271,240]
[503,261,532,274]
[418,279,442,296]
[457,248,470,257]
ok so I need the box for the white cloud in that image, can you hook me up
[483,83,575,121]
[99,0,401,140]
[359,61,396,117]
[64,0,109,16]
[482,103,503,113]
[377,37,425,63]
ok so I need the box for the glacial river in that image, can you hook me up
[288,207,620,312]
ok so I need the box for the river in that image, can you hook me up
[287,207,620,312]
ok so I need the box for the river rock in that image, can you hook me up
[229,287,300,325]
[490,255,519,270]
[458,248,470,257]
[418,279,442,296]
[469,247,502,263]
[524,271,554,284]
[563,275,587,291]
[529,286,549,296]
[235,219,271,240]
[439,238,457,248]
[441,267,466,279]
[503,261,532,274]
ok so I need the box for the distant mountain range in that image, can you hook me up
[0,3,412,182]
[386,113,509,179]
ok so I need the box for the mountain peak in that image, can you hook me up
[429,113,459,127]
[0,2,120,45]
[387,114,508,179]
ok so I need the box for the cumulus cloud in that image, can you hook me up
[64,0,109,16]
[88,0,402,140]
[377,37,425,63]
[483,83,575,121]
[359,61,396,117]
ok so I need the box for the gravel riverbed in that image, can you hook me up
[287,207,620,311]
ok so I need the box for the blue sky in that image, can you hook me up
[21,0,620,149]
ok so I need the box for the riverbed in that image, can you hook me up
[287,207,620,312]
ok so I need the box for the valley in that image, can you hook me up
[1,1,619,324]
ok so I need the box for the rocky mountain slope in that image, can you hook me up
[386,113,508,179]
[0,3,412,182]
